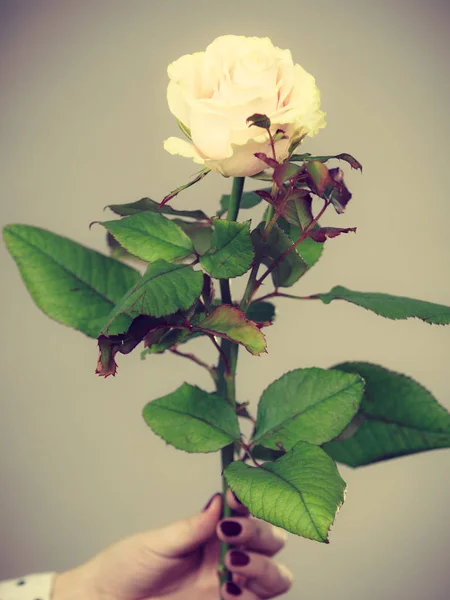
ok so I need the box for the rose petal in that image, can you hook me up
[163,137,205,166]
[167,81,191,127]
[167,52,205,97]
[189,105,232,159]
[204,134,292,178]
[272,65,326,135]
[164,36,326,177]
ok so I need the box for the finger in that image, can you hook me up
[225,550,293,599]
[220,580,260,600]
[226,488,250,516]
[148,493,223,557]
[217,517,288,557]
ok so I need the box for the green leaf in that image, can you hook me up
[100,259,203,333]
[173,220,213,254]
[225,442,346,542]
[276,190,312,229]
[314,285,450,325]
[106,197,209,221]
[246,301,276,325]
[277,217,323,271]
[142,383,241,453]
[253,223,307,288]
[3,224,140,337]
[218,190,264,217]
[294,234,323,270]
[98,212,194,263]
[250,445,284,461]
[198,305,266,355]
[177,119,192,140]
[290,152,363,171]
[200,220,254,279]
[252,368,364,450]
[323,362,450,466]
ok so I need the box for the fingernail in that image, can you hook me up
[202,493,220,512]
[220,520,242,537]
[279,563,294,584]
[226,581,242,596]
[232,491,243,505]
[230,550,250,567]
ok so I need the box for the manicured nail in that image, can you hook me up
[202,493,220,512]
[230,550,250,567]
[220,520,242,537]
[231,491,243,505]
[226,581,242,596]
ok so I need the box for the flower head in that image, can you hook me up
[164,35,325,177]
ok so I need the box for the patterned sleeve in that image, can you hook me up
[0,573,56,600]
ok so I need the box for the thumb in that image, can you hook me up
[147,493,222,557]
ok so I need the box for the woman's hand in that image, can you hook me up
[53,490,292,599]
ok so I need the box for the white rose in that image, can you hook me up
[164,35,326,178]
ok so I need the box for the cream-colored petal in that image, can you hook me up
[167,52,205,97]
[164,35,326,175]
[189,103,233,159]
[163,137,205,166]
[167,81,191,126]
[276,53,295,107]
[272,65,326,135]
[204,133,291,178]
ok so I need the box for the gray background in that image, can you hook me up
[1,1,450,598]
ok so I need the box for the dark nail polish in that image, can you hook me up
[230,550,250,567]
[202,493,220,512]
[220,520,242,537]
[226,581,242,596]
[232,491,243,505]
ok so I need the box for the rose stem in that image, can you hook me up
[239,201,274,313]
[216,176,244,592]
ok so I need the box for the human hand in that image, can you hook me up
[53,490,292,599]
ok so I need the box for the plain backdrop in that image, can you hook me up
[1,1,449,599]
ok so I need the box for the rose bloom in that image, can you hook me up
[164,35,326,178]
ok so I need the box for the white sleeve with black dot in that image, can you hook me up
[0,573,55,600]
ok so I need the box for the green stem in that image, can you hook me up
[216,177,244,594]
[239,200,274,314]
[226,176,245,222]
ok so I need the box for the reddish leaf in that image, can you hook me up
[253,189,273,202]
[143,327,168,348]
[96,315,166,377]
[253,153,279,169]
[96,335,120,377]
[273,162,303,188]
[333,153,363,171]
[306,161,330,196]
[306,162,352,214]
[309,227,357,242]
[247,113,271,130]
[291,152,363,171]
[273,128,287,142]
